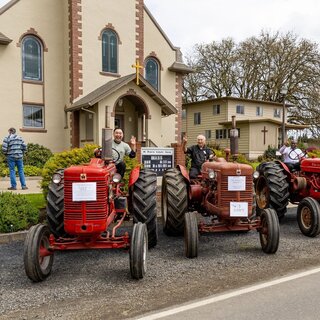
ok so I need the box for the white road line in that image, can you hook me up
[137,267,320,320]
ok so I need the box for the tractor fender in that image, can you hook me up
[274,160,292,181]
[128,166,141,188]
[176,164,190,184]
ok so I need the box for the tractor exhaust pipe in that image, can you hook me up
[230,116,239,158]
[101,128,113,160]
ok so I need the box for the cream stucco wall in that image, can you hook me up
[1,0,181,153]
[0,0,70,152]
[144,10,178,147]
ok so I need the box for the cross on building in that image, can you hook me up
[261,126,268,145]
[132,59,143,85]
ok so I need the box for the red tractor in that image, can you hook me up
[161,154,280,258]
[24,129,157,282]
[255,150,320,237]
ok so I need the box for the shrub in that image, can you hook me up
[24,143,53,168]
[41,144,99,198]
[263,145,278,161]
[0,192,39,233]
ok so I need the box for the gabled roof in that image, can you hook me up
[67,73,177,115]
[0,32,12,45]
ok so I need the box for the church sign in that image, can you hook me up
[141,147,174,176]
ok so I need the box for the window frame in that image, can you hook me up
[256,106,263,116]
[23,104,44,129]
[145,57,160,90]
[236,105,245,114]
[213,104,221,115]
[274,108,281,118]
[194,112,201,125]
[22,35,43,81]
[102,29,118,73]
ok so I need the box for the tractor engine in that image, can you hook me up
[63,158,117,235]
[190,161,253,219]
[294,158,320,200]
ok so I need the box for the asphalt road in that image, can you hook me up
[1,207,320,320]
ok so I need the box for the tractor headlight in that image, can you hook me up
[208,169,216,179]
[52,173,62,184]
[112,173,122,183]
[253,171,260,179]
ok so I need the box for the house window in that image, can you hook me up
[256,106,263,116]
[22,36,42,81]
[182,109,186,119]
[213,104,220,115]
[274,108,281,118]
[145,57,159,90]
[102,29,118,73]
[23,105,44,128]
[215,129,227,139]
[236,105,244,114]
[205,130,211,140]
[194,112,201,125]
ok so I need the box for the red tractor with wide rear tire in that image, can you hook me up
[161,157,280,258]
[24,129,157,282]
[255,152,320,237]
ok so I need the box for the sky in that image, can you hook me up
[1,0,319,56]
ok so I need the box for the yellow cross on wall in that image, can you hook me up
[132,59,143,85]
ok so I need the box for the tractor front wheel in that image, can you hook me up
[130,222,148,280]
[131,169,157,248]
[184,211,199,258]
[161,168,188,236]
[297,197,320,237]
[255,162,289,220]
[24,224,54,282]
[46,169,66,238]
[259,208,280,254]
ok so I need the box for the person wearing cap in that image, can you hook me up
[112,128,136,177]
[2,128,28,190]
[279,139,305,171]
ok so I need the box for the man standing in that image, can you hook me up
[279,139,305,171]
[2,128,28,190]
[112,128,136,177]
[182,134,215,179]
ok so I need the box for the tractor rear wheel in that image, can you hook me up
[131,169,157,248]
[46,170,67,238]
[130,222,148,279]
[255,162,289,220]
[184,211,199,258]
[24,224,54,282]
[161,168,188,236]
[297,197,320,237]
[259,208,279,254]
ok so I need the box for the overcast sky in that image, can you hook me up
[1,0,319,56]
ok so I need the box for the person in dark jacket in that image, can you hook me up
[2,128,28,190]
[182,134,215,179]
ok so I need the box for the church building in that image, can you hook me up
[0,0,192,157]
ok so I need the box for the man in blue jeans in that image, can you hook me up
[2,127,28,190]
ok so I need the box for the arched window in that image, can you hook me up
[102,29,118,73]
[145,58,159,90]
[22,36,42,81]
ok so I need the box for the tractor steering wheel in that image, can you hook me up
[112,148,121,163]
[288,149,307,161]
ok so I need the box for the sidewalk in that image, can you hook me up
[0,176,42,194]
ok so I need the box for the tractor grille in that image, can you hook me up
[220,174,253,207]
[64,180,107,221]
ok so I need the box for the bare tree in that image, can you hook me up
[183,31,320,137]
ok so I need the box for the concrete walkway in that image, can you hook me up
[0,176,42,194]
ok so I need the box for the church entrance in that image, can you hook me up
[114,95,148,143]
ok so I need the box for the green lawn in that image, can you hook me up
[24,193,46,210]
